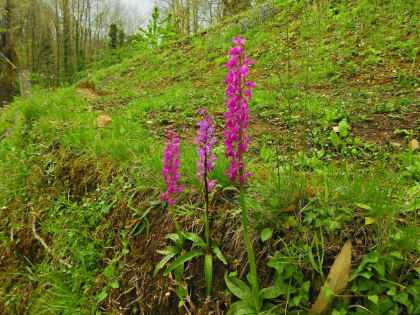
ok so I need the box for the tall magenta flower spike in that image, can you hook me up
[195,110,217,192]
[223,36,256,184]
[161,129,184,205]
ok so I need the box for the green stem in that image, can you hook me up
[276,154,281,204]
[204,198,210,249]
[170,204,182,236]
[204,154,211,249]
[240,184,259,294]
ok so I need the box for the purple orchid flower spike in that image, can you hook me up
[223,37,256,185]
[195,110,217,193]
[161,128,184,205]
[223,38,261,311]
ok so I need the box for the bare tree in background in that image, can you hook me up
[223,0,251,16]
[6,0,146,86]
[1,0,254,89]
[157,0,251,35]
[0,0,19,104]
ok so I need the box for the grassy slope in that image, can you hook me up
[1,0,419,313]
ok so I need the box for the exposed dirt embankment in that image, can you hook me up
[0,82,17,107]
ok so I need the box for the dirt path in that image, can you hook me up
[77,86,102,100]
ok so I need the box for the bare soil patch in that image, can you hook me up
[352,107,420,146]
[77,82,110,100]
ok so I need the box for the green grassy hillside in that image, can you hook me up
[1,0,419,314]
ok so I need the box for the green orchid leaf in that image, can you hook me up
[153,247,179,276]
[226,300,257,315]
[246,273,259,293]
[165,232,185,247]
[163,249,204,276]
[224,271,252,300]
[211,243,228,265]
[174,263,184,282]
[183,232,207,248]
[204,254,213,296]
[254,290,263,312]
[164,233,180,242]
[260,285,284,299]
[156,245,180,256]
[261,302,277,311]
[164,233,180,241]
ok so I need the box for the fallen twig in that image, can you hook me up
[32,216,73,268]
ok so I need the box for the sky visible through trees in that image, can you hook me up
[122,0,155,17]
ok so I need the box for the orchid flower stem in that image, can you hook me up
[169,205,182,237]
[204,157,211,249]
[239,183,259,295]
[204,200,210,249]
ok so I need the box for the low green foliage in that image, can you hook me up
[132,6,179,49]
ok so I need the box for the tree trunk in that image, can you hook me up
[54,0,61,85]
[223,0,251,16]
[186,0,191,34]
[62,0,72,82]
[192,0,199,33]
[0,0,19,105]
[75,1,82,72]
[31,5,36,72]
